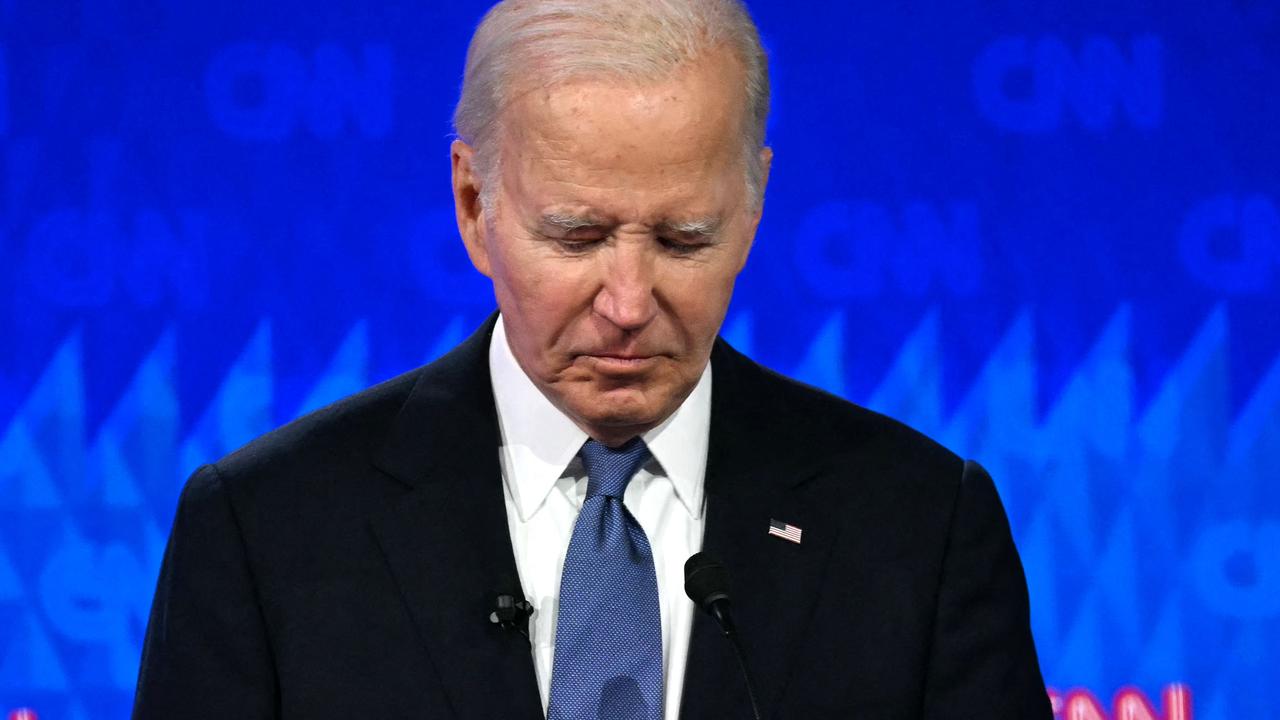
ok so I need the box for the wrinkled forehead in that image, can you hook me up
[500,44,748,137]
[503,50,747,162]
[495,63,750,218]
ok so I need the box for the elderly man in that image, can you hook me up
[133,1,1052,718]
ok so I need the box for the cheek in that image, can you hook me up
[661,264,738,327]
[491,247,598,347]
[488,234,559,314]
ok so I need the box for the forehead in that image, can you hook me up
[497,49,748,217]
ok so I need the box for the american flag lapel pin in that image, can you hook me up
[768,518,803,544]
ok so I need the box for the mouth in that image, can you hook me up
[579,353,662,373]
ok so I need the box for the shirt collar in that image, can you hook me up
[489,316,710,522]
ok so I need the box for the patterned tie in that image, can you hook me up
[547,437,663,720]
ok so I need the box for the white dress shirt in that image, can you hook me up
[489,317,710,720]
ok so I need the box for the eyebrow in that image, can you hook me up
[540,212,609,231]
[658,217,722,238]
[539,212,722,238]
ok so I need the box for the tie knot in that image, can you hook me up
[580,437,651,499]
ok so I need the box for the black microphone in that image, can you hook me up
[684,553,763,720]
[488,593,534,639]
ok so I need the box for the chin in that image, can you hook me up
[569,389,669,435]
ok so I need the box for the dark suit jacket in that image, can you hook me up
[133,316,1052,719]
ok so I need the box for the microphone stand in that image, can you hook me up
[723,626,763,720]
[686,553,764,720]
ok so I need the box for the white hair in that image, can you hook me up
[453,0,771,210]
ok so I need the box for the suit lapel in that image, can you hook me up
[364,321,840,719]
[681,341,846,720]
[369,315,544,720]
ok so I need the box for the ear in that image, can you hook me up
[737,145,774,272]
[451,139,492,278]
[753,146,773,224]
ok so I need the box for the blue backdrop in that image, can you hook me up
[2,1,1278,718]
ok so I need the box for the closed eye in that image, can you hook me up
[657,217,721,255]
[554,238,601,253]
[659,236,712,254]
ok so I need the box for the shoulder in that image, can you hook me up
[213,366,421,482]
[190,316,498,515]
[184,366,426,529]
[158,365,431,586]
[210,315,497,486]
[711,338,964,492]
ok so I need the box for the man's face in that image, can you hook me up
[452,48,769,445]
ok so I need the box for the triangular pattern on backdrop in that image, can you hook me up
[722,312,755,357]
[0,307,1277,714]
[295,321,370,418]
[178,320,273,482]
[86,330,179,512]
[867,309,943,436]
[0,421,62,509]
[0,540,24,602]
[424,315,469,364]
[0,613,69,692]
[792,311,846,397]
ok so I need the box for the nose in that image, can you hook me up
[593,239,659,331]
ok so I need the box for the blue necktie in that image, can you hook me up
[547,437,663,720]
